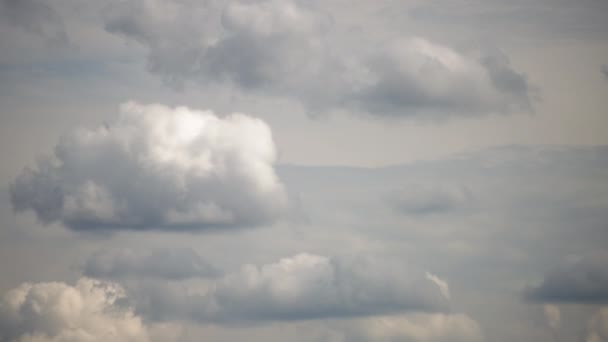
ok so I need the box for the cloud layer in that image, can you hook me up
[104,0,534,118]
[11,101,288,231]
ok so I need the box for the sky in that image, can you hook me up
[0,0,607,341]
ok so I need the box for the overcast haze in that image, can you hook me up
[1,0,608,341]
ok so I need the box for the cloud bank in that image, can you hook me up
[104,0,534,118]
[11,101,288,231]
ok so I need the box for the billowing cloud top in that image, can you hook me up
[104,0,535,118]
[11,101,288,231]
[209,253,450,320]
[130,253,451,323]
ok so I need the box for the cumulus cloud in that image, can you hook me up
[209,253,450,320]
[104,0,329,89]
[0,275,473,342]
[525,256,608,303]
[131,253,450,323]
[0,278,149,342]
[11,101,288,231]
[84,248,219,280]
[103,0,534,118]
[349,39,534,117]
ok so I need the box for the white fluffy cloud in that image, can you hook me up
[0,278,149,342]
[104,0,534,118]
[10,101,288,231]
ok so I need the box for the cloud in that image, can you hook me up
[426,272,451,300]
[525,256,608,303]
[348,39,534,117]
[387,184,471,216]
[104,0,330,88]
[347,313,483,342]
[0,275,474,342]
[543,304,560,330]
[10,101,288,232]
[602,65,608,80]
[103,0,534,118]
[0,278,149,342]
[84,248,219,280]
[131,253,451,323]
[0,0,68,44]
[587,308,608,342]
[154,312,482,342]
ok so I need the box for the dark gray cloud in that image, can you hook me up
[406,0,608,42]
[84,248,219,280]
[10,101,288,232]
[0,0,68,44]
[130,253,450,323]
[525,256,608,303]
[387,184,471,216]
[350,40,534,117]
[103,0,535,118]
